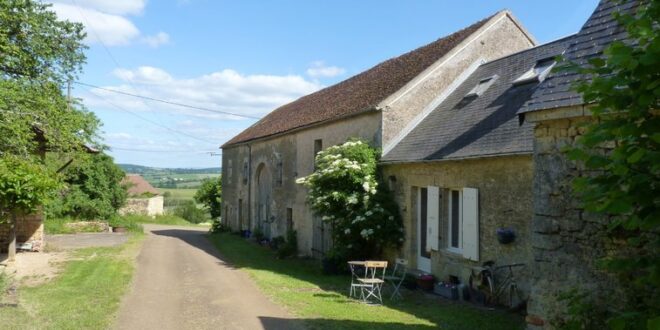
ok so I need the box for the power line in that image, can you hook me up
[111,146,221,154]
[83,87,219,145]
[74,81,262,120]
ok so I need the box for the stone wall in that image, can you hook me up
[382,155,533,295]
[526,116,623,329]
[0,212,44,252]
[119,196,164,217]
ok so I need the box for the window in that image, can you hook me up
[448,190,462,252]
[445,188,479,261]
[227,160,233,180]
[286,208,293,231]
[465,75,498,98]
[276,155,283,186]
[513,57,556,85]
[242,159,248,184]
[313,139,322,170]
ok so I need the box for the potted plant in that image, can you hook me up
[497,227,516,244]
[417,274,435,291]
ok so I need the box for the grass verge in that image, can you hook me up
[0,233,145,329]
[208,233,524,330]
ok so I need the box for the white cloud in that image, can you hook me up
[82,66,323,119]
[47,1,168,47]
[142,32,170,48]
[306,61,346,78]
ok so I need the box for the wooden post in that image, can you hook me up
[8,213,16,261]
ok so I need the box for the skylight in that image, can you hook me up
[513,57,556,85]
[465,75,498,98]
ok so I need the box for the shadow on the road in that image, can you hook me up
[259,316,438,330]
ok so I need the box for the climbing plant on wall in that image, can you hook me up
[296,140,404,262]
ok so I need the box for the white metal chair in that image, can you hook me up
[358,261,388,304]
[384,258,408,300]
[348,261,369,298]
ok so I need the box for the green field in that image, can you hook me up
[119,164,220,189]
[159,188,197,200]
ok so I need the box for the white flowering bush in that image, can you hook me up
[296,140,403,261]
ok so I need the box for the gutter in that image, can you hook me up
[379,151,532,165]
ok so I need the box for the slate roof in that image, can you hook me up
[519,0,637,113]
[122,174,160,196]
[382,36,575,163]
[223,14,496,147]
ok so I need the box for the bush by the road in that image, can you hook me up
[171,200,208,224]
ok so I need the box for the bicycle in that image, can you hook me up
[469,261,526,310]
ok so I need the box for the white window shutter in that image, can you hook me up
[462,187,479,261]
[427,186,440,251]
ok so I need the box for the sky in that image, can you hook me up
[46,0,600,168]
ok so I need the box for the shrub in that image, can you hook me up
[171,200,207,224]
[296,140,404,262]
[209,218,230,234]
[108,215,143,233]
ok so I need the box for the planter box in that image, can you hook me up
[434,283,459,300]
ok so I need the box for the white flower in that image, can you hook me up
[362,182,370,192]
[370,189,377,195]
[365,211,373,217]
[347,195,358,204]
[360,229,369,238]
[388,216,394,221]
[295,177,306,184]
[322,216,329,221]
[344,228,351,234]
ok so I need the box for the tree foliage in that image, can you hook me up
[564,1,659,328]
[46,154,127,220]
[0,155,58,222]
[194,177,222,219]
[297,140,404,261]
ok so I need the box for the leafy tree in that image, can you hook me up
[194,177,222,219]
[0,155,58,222]
[297,140,403,262]
[564,1,659,328]
[46,154,127,220]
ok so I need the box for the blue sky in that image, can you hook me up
[48,0,599,168]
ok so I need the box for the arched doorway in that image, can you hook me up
[255,163,272,239]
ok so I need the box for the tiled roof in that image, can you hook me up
[122,174,160,196]
[223,14,496,147]
[382,36,574,163]
[519,0,637,114]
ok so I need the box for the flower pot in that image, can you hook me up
[417,275,435,291]
[496,227,516,244]
[434,282,459,300]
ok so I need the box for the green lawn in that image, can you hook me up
[0,233,145,329]
[208,233,524,330]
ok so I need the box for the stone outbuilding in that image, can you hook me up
[381,35,574,302]
[221,10,537,257]
[119,174,164,217]
[517,0,640,327]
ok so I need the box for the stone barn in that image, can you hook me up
[120,174,164,217]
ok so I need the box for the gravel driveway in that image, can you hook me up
[46,232,129,250]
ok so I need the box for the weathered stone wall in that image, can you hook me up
[381,12,535,148]
[119,196,164,216]
[382,155,533,294]
[222,112,382,255]
[0,212,44,252]
[526,116,623,329]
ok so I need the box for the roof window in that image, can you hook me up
[513,57,556,85]
[465,75,497,98]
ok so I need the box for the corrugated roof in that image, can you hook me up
[223,14,497,147]
[382,35,575,163]
[519,0,637,114]
[122,174,160,196]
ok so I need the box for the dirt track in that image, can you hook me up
[114,224,299,330]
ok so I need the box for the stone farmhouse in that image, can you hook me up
[381,35,575,303]
[119,174,164,217]
[221,10,536,257]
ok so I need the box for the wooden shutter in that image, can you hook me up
[462,188,479,261]
[427,186,440,251]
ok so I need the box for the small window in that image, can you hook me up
[242,159,248,184]
[313,139,322,170]
[465,75,497,98]
[513,57,556,85]
[276,155,283,186]
[448,189,462,252]
[286,208,293,231]
[227,160,233,180]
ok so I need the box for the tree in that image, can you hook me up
[564,1,659,328]
[46,153,128,220]
[296,140,403,262]
[194,177,222,220]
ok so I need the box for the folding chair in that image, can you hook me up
[358,261,388,304]
[348,261,368,298]
[384,258,408,300]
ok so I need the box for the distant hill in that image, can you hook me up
[119,164,221,189]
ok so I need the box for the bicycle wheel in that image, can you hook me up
[508,284,527,311]
[484,274,495,305]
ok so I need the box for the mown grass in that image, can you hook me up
[0,233,145,329]
[208,233,524,330]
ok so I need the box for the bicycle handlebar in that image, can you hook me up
[495,263,526,270]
